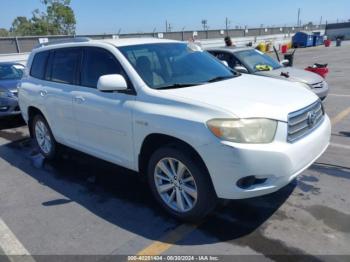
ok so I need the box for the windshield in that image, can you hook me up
[235,49,282,73]
[119,43,238,89]
[0,64,24,80]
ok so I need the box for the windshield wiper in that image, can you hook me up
[157,83,202,90]
[156,75,237,89]
[206,75,235,83]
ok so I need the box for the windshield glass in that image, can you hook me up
[0,64,24,80]
[235,49,282,72]
[119,43,237,89]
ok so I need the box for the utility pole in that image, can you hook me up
[201,19,208,39]
[201,19,208,31]
[297,8,301,27]
[153,27,157,37]
[165,20,172,32]
[225,17,230,37]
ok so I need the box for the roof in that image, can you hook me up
[205,47,254,53]
[34,37,181,50]
[93,38,180,47]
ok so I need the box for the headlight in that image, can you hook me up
[0,90,13,98]
[207,118,277,143]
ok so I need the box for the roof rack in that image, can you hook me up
[34,37,92,49]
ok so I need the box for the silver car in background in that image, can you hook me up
[207,47,329,100]
[0,62,24,118]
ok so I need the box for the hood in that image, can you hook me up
[0,79,20,91]
[256,67,324,85]
[161,74,318,122]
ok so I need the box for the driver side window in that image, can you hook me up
[81,47,125,88]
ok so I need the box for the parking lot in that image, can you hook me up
[0,43,349,261]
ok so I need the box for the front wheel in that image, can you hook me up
[31,114,57,159]
[147,147,217,222]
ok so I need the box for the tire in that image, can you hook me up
[147,146,217,222]
[31,114,57,160]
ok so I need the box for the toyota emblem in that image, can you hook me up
[307,111,317,127]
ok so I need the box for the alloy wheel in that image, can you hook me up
[154,157,198,212]
[35,120,52,155]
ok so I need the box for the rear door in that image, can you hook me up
[72,47,135,168]
[44,47,81,145]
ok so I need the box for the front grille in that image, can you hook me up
[311,81,325,89]
[287,100,324,142]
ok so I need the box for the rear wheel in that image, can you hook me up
[147,146,217,222]
[31,114,57,159]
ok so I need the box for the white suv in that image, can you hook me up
[19,38,331,221]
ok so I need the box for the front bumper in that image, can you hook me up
[0,97,21,118]
[197,115,331,199]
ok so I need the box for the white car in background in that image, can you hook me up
[19,38,331,221]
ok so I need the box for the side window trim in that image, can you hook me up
[45,50,54,81]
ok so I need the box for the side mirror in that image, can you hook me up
[221,60,229,67]
[234,66,249,74]
[280,59,290,67]
[97,74,128,92]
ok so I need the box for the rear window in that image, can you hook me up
[50,48,81,85]
[30,51,49,79]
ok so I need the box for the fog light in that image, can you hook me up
[237,176,267,189]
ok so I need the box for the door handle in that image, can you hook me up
[39,90,48,97]
[74,96,85,104]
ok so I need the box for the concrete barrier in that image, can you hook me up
[0,29,325,64]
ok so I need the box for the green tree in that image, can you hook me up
[0,28,9,37]
[42,0,76,35]
[10,17,33,36]
[10,0,76,36]
[31,9,51,35]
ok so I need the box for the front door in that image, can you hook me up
[72,47,135,168]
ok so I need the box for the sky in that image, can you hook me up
[1,0,349,34]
